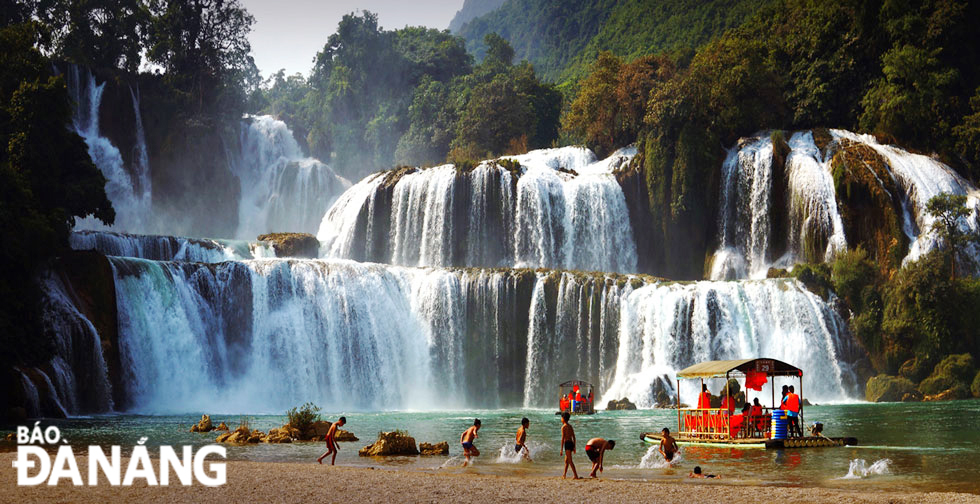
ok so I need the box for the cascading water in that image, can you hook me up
[233,116,350,238]
[711,130,980,279]
[318,146,638,273]
[98,257,856,413]
[70,230,273,262]
[832,130,980,270]
[37,271,114,414]
[67,65,152,232]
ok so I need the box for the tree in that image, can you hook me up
[33,0,150,73]
[925,192,975,279]
[146,0,259,115]
[0,23,113,369]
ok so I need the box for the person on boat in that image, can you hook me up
[515,417,532,461]
[689,466,720,479]
[783,385,802,437]
[460,418,481,467]
[659,427,679,463]
[316,416,346,465]
[750,398,764,436]
[720,393,736,415]
[697,384,711,410]
[560,412,581,479]
[560,395,568,412]
[584,438,615,478]
[730,404,749,438]
[588,390,594,411]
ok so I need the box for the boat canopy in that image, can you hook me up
[676,358,801,379]
[559,380,593,388]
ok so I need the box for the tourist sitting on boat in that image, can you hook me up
[809,421,824,437]
[729,404,749,438]
[720,393,736,414]
[782,385,802,438]
[560,395,569,412]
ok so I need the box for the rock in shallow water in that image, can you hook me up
[419,441,449,456]
[190,414,214,432]
[257,233,319,258]
[359,431,419,456]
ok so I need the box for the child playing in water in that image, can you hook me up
[515,417,532,462]
[659,427,679,464]
[460,419,481,467]
[560,412,580,479]
[316,416,346,465]
[584,438,615,478]
[689,466,720,478]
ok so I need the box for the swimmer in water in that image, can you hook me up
[689,466,720,479]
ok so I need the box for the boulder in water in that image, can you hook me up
[419,441,449,455]
[901,390,923,402]
[257,233,319,258]
[335,429,359,442]
[606,398,637,410]
[215,422,229,431]
[265,427,292,443]
[217,425,253,444]
[358,431,419,456]
[190,414,214,432]
[865,374,915,402]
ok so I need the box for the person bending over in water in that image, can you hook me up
[584,438,615,478]
[515,417,532,462]
[659,427,679,464]
[560,412,581,479]
[460,418,481,467]
[316,416,346,465]
[689,466,720,479]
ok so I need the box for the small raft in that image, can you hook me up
[640,431,857,450]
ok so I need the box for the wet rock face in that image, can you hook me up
[257,233,320,258]
[358,431,420,456]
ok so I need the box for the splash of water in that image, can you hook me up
[496,440,548,463]
[637,444,681,468]
[839,458,892,479]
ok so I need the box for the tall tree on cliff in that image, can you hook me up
[146,0,260,117]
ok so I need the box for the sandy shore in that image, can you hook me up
[3,453,978,504]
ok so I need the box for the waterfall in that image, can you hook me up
[95,257,856,413]
[70,230,272,262]
[711,129,979,279]
[318,146,638,273]
[832,130,980,270]
[67,65,151,233]
[37,271,114,413]
[233,116,350,239]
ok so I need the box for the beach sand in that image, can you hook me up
[3,453,979,504]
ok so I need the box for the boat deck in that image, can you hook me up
[641,432,857,449]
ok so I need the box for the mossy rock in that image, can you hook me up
[923,384,971,402]
[918,375,957,396]
[898,357,932,383]
[257,233,320,258]
[931,354,975,383]
[865,374,916,402]
[971,370,980,398]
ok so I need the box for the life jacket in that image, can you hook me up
[575,392,582,401]
[785,393,800,413]
[750,405,762,417]
[721,396,735,414]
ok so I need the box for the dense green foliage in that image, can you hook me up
[252,13,560,178]
[458,0,763,82]
[0,23,113,370]
[286,402,321,432]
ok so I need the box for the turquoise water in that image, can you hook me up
[4,401,979,494]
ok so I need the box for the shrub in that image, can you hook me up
[865,374,915,402]
[286,402,322,432]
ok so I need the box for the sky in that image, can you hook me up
[242,0,465,79]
